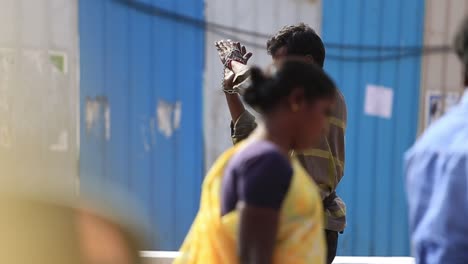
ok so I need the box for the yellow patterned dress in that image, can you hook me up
[174,142,326,264]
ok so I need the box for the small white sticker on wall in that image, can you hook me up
[364,84,394,119]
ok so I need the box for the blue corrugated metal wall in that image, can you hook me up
[79,0,204,250]
[322,0,425,256]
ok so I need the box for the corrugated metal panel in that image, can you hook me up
[418,0,467,133]
[204,0,322,167]
[0,0,78,191]
[79,0,204,250]
[322,0,425,256]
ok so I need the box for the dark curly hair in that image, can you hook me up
[266,23,325,67]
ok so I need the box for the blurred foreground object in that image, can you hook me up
[0,185,148,264]
[405,17,468,264]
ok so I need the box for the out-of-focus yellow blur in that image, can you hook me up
[0,184,148,264]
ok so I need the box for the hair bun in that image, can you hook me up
[249,67,267,88]
[243,67,271,111]
[243,67,280,112]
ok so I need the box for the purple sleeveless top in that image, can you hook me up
[221,140,293,215]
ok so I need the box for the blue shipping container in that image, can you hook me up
[322,0,425,256]
[79,0,205,250]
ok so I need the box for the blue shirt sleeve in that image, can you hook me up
[406,151,468,264]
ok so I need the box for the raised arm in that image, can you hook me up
[215,40,257,144]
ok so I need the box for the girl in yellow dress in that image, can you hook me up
[175,59,336,264]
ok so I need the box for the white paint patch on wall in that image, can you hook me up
[141,123,151,152]
[49,130,68,152]
[23,49,47,74]
[157,100,174,138]
[85,98,100,132]
[173,101,182,130]
[204,0,322,168]
[140,99,183,151]
[104,104,111,141]
[85,96,111,141]
[156,99,183,138]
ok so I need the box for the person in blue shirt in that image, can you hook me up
[405,17,468,264]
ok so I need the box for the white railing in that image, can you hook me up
[140,251,415,264]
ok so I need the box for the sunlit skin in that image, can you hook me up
[77,209,135,264]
